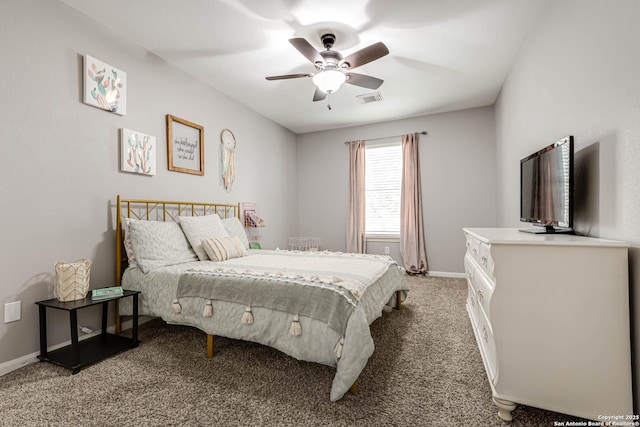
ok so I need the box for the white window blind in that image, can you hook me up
[365,143,402,235]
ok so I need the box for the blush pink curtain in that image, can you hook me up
[400,133,428,273]
[346,140,366,253]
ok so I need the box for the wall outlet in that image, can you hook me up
[4,301,21,323]
[384,246,390,255]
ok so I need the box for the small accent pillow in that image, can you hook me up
[179,214,230,261]
[127,219,198,273]
[122,218,137,268]
[201,236,247,262]
[222,216,250,249]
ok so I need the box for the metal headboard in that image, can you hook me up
[115,195,241,285]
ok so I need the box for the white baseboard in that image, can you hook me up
[0,332,96,377]
[0,351,39,377]
[428,271,467,279]
[0,316,152,377]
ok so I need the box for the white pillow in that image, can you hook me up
[178,214,230,260]
[201,236,247,262]
[222,217,250,249]
[127,219,198,273]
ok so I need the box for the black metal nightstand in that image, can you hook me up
[36,290,140,374]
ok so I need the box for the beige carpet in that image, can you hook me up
[0,275,584,426]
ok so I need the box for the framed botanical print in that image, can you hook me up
[83,54,127,115]
[120,128,156,175]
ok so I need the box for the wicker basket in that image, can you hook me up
[54,259,92,302]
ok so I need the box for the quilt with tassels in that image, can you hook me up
[121,249,406,402]
[174,250,393,338]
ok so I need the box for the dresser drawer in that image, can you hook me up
[466,282,479,327]
[465,233,481,262]
[464,252,477,279]
[475,315,498,383]
[465,232,494,277]
[478,242,494,278]
[473,267,495,320]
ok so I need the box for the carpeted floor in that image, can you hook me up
[0,275,585,426]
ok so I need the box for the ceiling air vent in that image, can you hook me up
[356,92,383,104]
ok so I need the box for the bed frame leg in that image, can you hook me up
[396,291,403,311]
[349,380,359,394]
[207,334,215,358]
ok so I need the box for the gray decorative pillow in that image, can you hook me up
[127,219,198,273]
[222,217,250,249]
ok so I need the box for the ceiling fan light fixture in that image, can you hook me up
[266,35,388,102]
[312,70,346,94]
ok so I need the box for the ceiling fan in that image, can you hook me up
[265,33,389,102]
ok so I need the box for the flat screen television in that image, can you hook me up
[519,135,574,234]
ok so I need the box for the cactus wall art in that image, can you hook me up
[83,54,127,115]
[120,128,156,175]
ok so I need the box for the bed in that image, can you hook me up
[114,196,408,401]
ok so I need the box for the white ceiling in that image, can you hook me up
[60,0,550,134]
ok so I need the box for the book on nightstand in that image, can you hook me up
[91,287,124,300]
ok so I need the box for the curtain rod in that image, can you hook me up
[344,131,427,145]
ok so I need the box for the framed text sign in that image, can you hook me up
[166,114,204,175]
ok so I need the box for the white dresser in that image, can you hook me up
[463,228,632,421]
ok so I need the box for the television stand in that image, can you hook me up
[518,225,573,234]
[463,228,631,421]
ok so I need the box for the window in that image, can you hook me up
[365,143,402,236]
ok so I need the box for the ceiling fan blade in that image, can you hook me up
[313,88,327,102]
[289,38,323,64]
[265,73,312,81]
[345,73,384,89]
[340,42,389,69]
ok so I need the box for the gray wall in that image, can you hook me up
[0,0,298,365]
[297,107,497,274]
[495,0,640,409]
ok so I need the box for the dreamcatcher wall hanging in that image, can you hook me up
[220,128,236,192]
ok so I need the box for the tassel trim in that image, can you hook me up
[203,300,213,317]
[241,306,254,325]
[289,314,302,336]
[334,337,344,360]
[171,299,182,314]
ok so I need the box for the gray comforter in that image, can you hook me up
[121,250,407,401]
